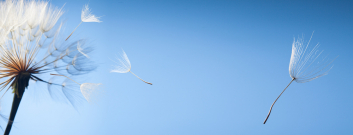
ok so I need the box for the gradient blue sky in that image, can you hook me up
[1,0,353,135]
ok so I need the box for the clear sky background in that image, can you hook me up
[0,0,352,135]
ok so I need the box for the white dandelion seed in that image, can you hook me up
[50,74,101,103]
[80,83,102,103]
[66,4,102,41]
[263,32,337,124]
[81,4,102,23]
[111,50,152,85]
[40,4,65,33]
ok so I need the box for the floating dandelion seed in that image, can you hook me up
[81,4,102,23]
[50,74,102,103]
[80,83,102,103]
[66,4,102,41]
[263,33,337,124]
[111,50,152,85]
[0,1,97,134]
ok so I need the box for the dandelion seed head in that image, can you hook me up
[289,34,336,83]
[111,50,131,73]
[81,4,101,23]
[111,49,152,85]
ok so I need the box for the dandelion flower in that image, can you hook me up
[263,33,337,124]
[66,4,102,41]
[111,50,152,85]
[0,1,97,134]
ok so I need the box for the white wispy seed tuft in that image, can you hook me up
[111,50,152,85]
[81,4,102,23]
[263,33,337,124]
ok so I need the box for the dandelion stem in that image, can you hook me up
[4,93,23,135]
[4,73,30,135]
[65,21,82,41]
[263,78,295,124]
[129,71,152,85]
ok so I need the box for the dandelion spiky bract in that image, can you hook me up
[65,4,101,41]
[263,33,336,124]
[0,0,97,134]
[111,50,152,85]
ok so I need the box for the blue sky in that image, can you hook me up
[1,0,353,134]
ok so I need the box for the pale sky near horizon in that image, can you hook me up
[1,0,353,135]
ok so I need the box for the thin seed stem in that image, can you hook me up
[263,78,295,124]
[50,74,81,85]
[129,71,152,85]
[65,21,82,41]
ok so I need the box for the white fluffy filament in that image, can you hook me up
[65,4,101,41]
[80,83,102,103]
[111,50,152,85]
[81,4,101,23]
[289,33,337,83]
